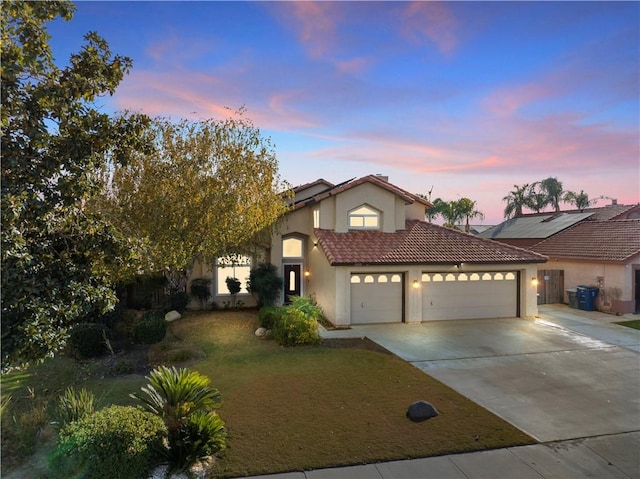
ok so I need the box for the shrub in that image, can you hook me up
[167,411,226,468]
[68,323,110,359]
[52,387,95,430]
[272,307,321,346]
[289,295,324,321]
[258,306,284,330]
[190,278,212,308]
[131,366,226,473]
[247,263,282,307]
[49,405,166,479]
[14,400,48,455]
[169,291,190,313]
[134,311,167,344]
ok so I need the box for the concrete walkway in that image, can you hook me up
[242,306,640,478]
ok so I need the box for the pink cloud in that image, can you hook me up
[114,69,320,131]
[401,2,459,56]
[335,57,373,75]
[482,82,557,117]
[281,1,341,60]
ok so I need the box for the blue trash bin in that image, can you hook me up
[576,286,599,311]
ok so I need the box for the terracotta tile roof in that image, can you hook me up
[292,178,335,194]
[293,175,431,210]
[315,220,547,265]
[531,219,640,263]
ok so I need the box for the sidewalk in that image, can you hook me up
[241,306,639,479]
[246,432,639,479]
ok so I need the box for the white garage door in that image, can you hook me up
[351,273,403,324]
[422,272,518,320]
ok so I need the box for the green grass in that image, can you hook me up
[2,310,536,478]
[164,311,535,478]
[615,319,640,330]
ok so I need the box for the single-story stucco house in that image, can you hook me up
[480,204,640,314]
[189,175,547,326]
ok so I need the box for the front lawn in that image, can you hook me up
[615,319,640,330]
[2,310,535,478]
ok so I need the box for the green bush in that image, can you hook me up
[49,405,166,479]
[258,306,284,330]
[52,387,95,430]
[190,278,212,308]
[68,323,110,359]
[131,366,226,473]
[272,307,321,347]
[169,291,190,313]
[289,295,324,321]
[247,263,282,307]
[134,311,167,344]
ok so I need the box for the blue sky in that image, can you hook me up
[49,1,639,223]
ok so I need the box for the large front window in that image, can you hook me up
[348,205,379,229]
[216,255,251,295]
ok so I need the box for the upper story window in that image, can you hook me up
[313,208,320,228]
[348,205,379,229]
[282,237,304,258]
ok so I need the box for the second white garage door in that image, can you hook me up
[422,271,518,320]
[351,273,403,324]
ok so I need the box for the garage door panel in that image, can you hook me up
[422,272,517,320]
[351,274,402,324]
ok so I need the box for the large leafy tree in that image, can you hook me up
[1,1,150,368]
[99,114,291,290]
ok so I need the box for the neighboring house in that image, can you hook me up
[480,204,640,313]
[530,220,640,314]
[191,174,546,326]
[479,204,640,248]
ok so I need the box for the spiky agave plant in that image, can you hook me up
[131,366,226,472]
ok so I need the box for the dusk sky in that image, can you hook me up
[49,1,639,224]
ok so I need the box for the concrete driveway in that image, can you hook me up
[336,308,640,443]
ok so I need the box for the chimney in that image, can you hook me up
[375,174,389,182]
[611,199,617,205]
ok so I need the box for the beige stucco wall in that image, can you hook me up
[539,258,639,313]
[334,183,400,233]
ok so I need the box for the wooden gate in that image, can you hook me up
[537,270,564,304]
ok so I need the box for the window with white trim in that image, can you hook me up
[216,255,251,295]
[348,205,380,229]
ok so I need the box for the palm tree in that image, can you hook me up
[423,196,444,223]
[436,199,464,228]
[538,177,564,212]
[563,190,593,211]
[457,197,485,233]
[526,185,548,213]
[503,184,531,219]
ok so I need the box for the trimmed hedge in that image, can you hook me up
[68,323,110,359]
[257,306,284,330]
[134,311,167,344]
[49,405,166,479]
[272,308,321,346]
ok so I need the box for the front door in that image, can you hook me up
[283,264,301,304]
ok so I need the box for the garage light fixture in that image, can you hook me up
[412,279,420,289]
[531,277,539,287]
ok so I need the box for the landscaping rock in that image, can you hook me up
[165,310,181,322]
[406,400,439,422]
[255,327,267,337]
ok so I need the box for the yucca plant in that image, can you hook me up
[131,366,226,473]
[52,387,96,430]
